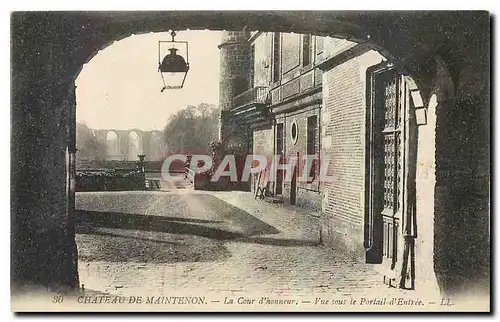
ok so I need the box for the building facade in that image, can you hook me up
[219,30,461,292]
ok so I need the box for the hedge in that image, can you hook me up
[76,170,146,192]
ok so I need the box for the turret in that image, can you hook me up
[218,30,252,111]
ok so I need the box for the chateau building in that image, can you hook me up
[218,30,489,292]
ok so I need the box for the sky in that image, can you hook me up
[75,30,221,131]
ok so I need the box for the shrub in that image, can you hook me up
[76,170,146,192]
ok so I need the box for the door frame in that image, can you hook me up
[364,61,398,264]
[365,61,420,289]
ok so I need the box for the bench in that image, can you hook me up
[145,179,161,190]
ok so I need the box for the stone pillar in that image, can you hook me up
[141,131,151,160]
[118,131,128,161]
[11,13,80,291]
[430,21,490,296]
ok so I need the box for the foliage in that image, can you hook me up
[209,140,222,154]
[208,140,223,176]
[76,122,107,161]
[76,170,145,191]
[162,103,220,155]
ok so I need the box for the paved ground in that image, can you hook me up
[75,186,416,309]
[12,181,487,312]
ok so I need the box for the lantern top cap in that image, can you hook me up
[159,49,189,73]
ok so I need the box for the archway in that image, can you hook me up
[149,131,163,161]
[105,130,120,160]
[10,12,489,301]
[127,131,143,160]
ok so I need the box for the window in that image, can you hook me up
[315,36,324,55]
[307,115,318,182]
[249,44,255,88]
[281,33,301,73]
[302,34,312,66]
[272,32,281,82]
[290,119,298,145]
[276,123,284,155]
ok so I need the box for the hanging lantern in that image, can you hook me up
[158,31,190,91]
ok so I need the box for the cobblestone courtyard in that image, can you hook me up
[75,186,417,303]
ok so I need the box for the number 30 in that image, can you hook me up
[52,295,64,303]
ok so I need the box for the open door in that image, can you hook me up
[366,63,413,287]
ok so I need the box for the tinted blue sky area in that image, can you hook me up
[76,30,221,130]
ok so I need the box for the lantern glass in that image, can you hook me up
[160,70,188,90]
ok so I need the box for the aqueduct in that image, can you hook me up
[11,11,489,294]
[94,129,164,161]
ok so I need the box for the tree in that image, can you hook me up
[162,103,221,155]
[76,122,107,160]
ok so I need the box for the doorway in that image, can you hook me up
[275,122,284,196]
[366,63,412,286]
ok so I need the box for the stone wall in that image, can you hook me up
[251,32,273,87]
[320,50,385,259]
[11,14,79,289]
[277,105,322,211]
[431,35,490,295]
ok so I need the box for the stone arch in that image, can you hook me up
[128,130,143,160]
[106,130,120,160]
[10,11,489,296]
[65,11,462,91]
[149,131,163,161]
[74,17,456,293]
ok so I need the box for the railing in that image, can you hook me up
[184,167,211,190]
[145,178,161,190]
[185,167,196,183]
[232,86,269,109]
